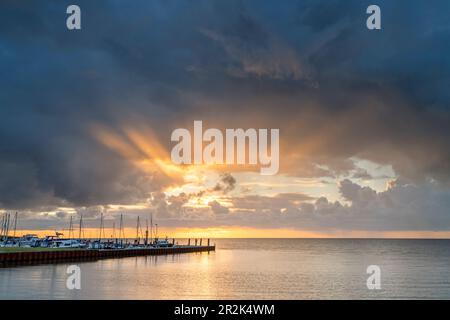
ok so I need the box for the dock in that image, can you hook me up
[0,245,215,268]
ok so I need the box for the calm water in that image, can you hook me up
[1,239,450,299]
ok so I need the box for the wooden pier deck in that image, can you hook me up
[0,245,215,267]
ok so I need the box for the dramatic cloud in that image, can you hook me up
[232,193,314,212]
[0,0,449,234]
[208,200,229,214]
[213,173,237,193]
[209,178,450,232]
[339,179,377,206]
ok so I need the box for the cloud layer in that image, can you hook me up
[1,1,450,233]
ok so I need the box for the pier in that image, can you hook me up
[1,212,216,268]
[0,244,215,267]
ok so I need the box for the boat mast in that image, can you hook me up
[112,221,116,239]
[99,212,104,242]
[0,213,4,239]
[135,216,141,244]
[145,219,149,246]
[150,213,153,244]
[4,213,10,242]
[12,212,17,238]
[119,214,124,239]
[78,214,84,240]
[68,215,73,239]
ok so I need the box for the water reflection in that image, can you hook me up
[1,239,450,299]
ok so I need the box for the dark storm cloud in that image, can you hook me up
[213,173,236,193]
[208,200,229,214]
[0,0,450,211]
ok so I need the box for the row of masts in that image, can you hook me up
[0,212,18,240]
[67,214,85,239]
[2,212,160,244]
[68,213,159,244]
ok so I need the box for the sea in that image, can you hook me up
[1,239,450,299]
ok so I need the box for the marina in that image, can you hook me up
[0,212,215,267]
[0,244,215,267]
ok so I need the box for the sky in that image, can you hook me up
[1,0,450,238]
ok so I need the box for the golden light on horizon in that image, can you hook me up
[11,227,450,240]
[4,227,321,239]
